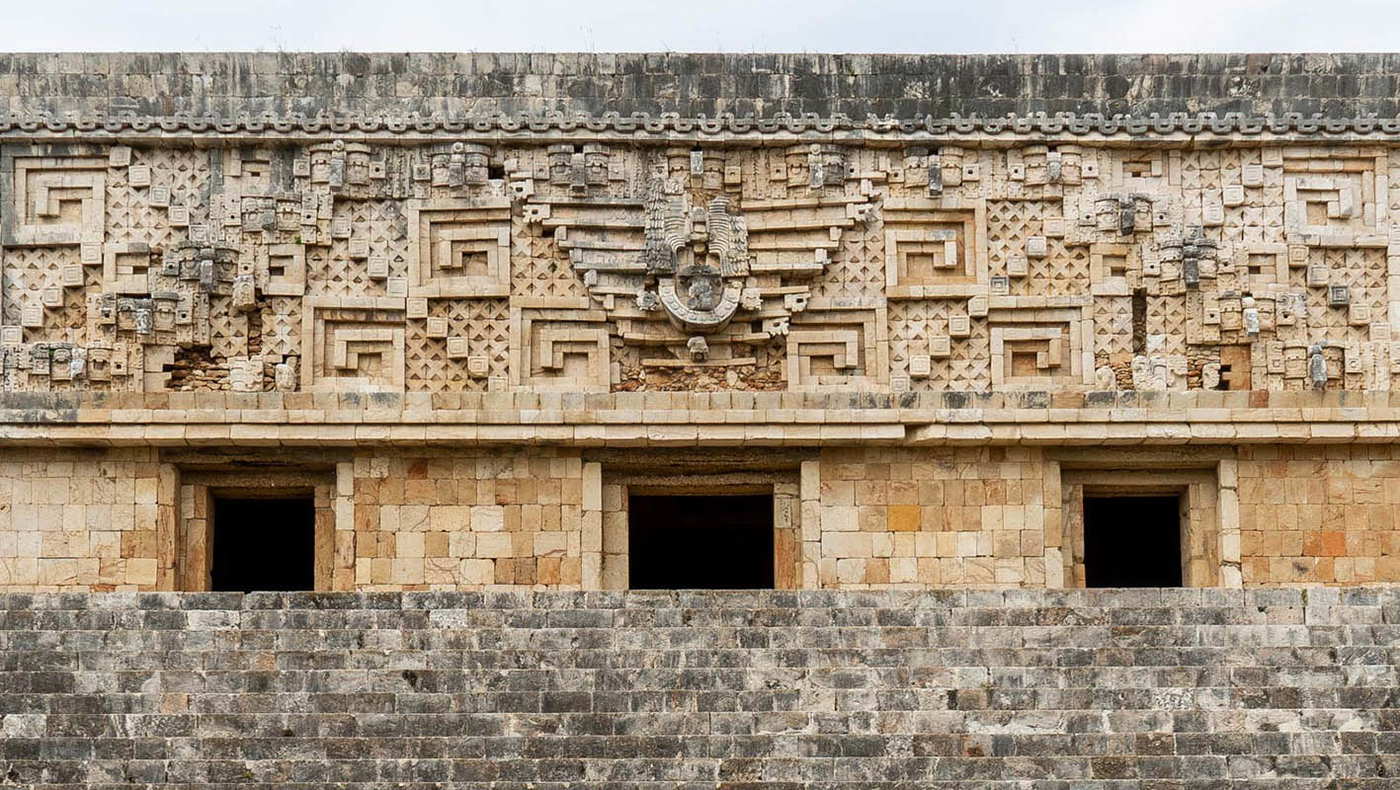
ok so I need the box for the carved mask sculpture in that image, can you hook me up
[529,152,870,367]
[1160,226,1217,289]
[1308,344,1328,390]
[644,186,748,334]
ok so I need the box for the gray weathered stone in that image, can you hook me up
[0,589,1396,787]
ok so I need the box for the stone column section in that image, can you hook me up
[581,461,602,589]
[155,460,179,590]
[773,481,800,588]
[1218,458,1242,587]
[334,461,356,590]
[1042,459,1064,588]
[799,460,821,589]
[313,483,335,592]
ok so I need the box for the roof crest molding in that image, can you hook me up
[7,110,1400,138]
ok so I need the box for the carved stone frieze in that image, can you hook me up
[1,135,1397,394]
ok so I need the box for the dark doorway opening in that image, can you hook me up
[628,494,774,589]
[210,496,315,592]
[1083,495,1183,587]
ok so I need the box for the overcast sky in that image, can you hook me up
[5,0,1396,52]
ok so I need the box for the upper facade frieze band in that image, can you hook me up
[7,51,1400,405]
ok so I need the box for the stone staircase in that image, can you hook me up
[1,588,1398,788]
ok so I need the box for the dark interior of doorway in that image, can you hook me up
[628,494,774,589]
[1083,495,1183,588]
[210,496,316,592]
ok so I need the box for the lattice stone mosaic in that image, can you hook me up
[4,138,1399,393]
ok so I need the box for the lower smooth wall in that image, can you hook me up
[1,445,1399,591]
[1237,446,1400,584]
[0,588,1395,787]
[0,448,168,590]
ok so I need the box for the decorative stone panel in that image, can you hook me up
[510,302,611,392]
[0,146,108,247]
[0,109,1396,396]
[301,297,407,392]
[405,197,512,298]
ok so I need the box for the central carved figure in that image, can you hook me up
[681,262,721,312]
[647,188,748,334]
[533,150,868,375]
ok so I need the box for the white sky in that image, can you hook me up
[2,0,1397,52]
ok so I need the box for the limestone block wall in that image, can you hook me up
[0,588,1395,787]
[350,449,585,589]
[814,447,1053,588]
[4,52,1399,119]
[1238,445,1400,584]
[4,444,1400,592]
[0,448,167,590]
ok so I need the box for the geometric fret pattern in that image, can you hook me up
[2,140,1396,393]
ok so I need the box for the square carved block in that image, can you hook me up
[1282,148,1387,247]
[1089,243,1135,296]
[2,147,108,246]
[988,301,1094,389]
[510,305,611,391]
[102,243,154,296]
[262,243,307,297]
[1236,242,1290,290]
[882,197,987,299]
[786,307,888,391]
[301,297,406,392]
[406,197,511,298]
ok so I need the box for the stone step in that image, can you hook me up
[2,589,1398,787]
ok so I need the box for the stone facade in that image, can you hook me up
[0,52,1398,595]
[6,50,1400,788]
[1237,445,1400,584]
[7,52,1400,118]
[5,134,1400,398]
[350,450,586,590]
[0,448,166,590]
[0,441,1397,592]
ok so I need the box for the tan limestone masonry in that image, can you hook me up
[0,443,1391,591]
[6,65,1400,591]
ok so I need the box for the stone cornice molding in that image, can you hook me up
[12,111,1400,142]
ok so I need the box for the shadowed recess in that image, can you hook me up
[628,494,774,589]
[211,497,316,592]
[1084,495,1183,588]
